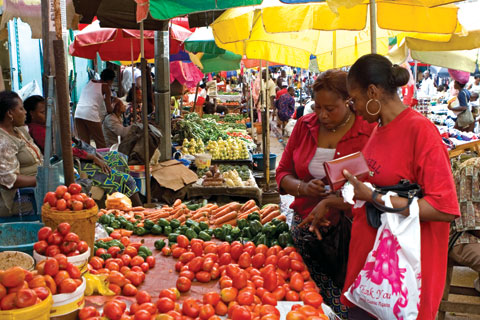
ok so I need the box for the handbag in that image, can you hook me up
[323,152,370,191]
[456,89,474,128]
[366,179,423,228]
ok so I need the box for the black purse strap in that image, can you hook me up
[370,180,422,213]
[371,190,415,213]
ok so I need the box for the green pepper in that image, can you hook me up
[118,217,128,227]
[95,240,108,249]
[107,240,124,250]
[105,227,114,235]
[237,219,249,230]
[271,218,282,226]
[93,246,98,255]
[247,212,261,221]
[255,234,267,246]
[100,253,112,260]
[198,231,212,241]
[241,227,252,239]
[185,219,198,228]
[138,246,152,257]
[143,219,155,231]
[110,220,121,229]
[187,204,200,211]
[134,214,143,219]
[213,228,225,240]
[276,221,289,234]
[151,225,163,235]
[270,239,279,247]
[138,252,148,260]
[168,233,180,243]
[154,239,166,250]
[170,219,181,229]
[225,235,233,243]
[157,218,170,227]
[192,225,201,234]
[199,222,209,231]
[230,227,241,240]
[124,222,134,231]
[205,229,213,236]
[133,226,148,236]
[99,214,111,225]
[163,225,173,236]
[250,220,262,234]
[185,228,198,240]
[278,232,289,247]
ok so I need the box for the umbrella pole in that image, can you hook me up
[131,39,137,123]
[369,0,377,54]
[249,77,256,144]
[264,62,270,192]
[193,81,200,113]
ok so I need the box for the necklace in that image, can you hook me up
[329,111,352,133]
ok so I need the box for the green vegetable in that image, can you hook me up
[134,214,143,219]
[157,218,170,227]
[276,221,289,234]
[110,220,121,229]
[143,219,155,231]
[187,204,200,210]
[230,227,241,240]
[163,225,173,236]
[247,212,261,221]
[133,226,148,236]
[185,220,198,228]
[178,225,189,235]
[124,222,134,231]
[271,218,282,226]
[213,228,225,240]
[256,234,268,246]
[249,220,262,234]
[95,240,108,250]
[206,229,213,236]
[154,239,166,250]
[100,253,112,260]
[168,233,180,243]
[185,228,198,240]
[199,222,209,231]
[237,219,249,230]
[99,214,111,225]
[105,227,114,235]
[107,240,124,250]
[198,231,212,241]
[241,227,252,239]
[225,235,233,243]
[151,225,163,235]
[278,232,290,247]
[138,246,152,257]
[223,224,233,232]
[138,252,148,260]
[170,219,181,229]
[270,239,279,247]
[192,225,201,234]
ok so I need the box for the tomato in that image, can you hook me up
[37,226,53,241]
[43,192,57,207]
[60,241,77,254]
[31,286,49,301]
[289,272,304,292]
[125,271,143,287]
[264,255,278,266]
[220,287,238,303]
[123,246,137,257]
[255,244,268,256]
[271,287,285,301]
[176,276,191,293]
[191,242,203,257]
[202,291,220,306]
[45,245,61,257]
[202,258,214,272]
[211,266,221,280]
[187,257,204,273]
[145,256,155,269]
[158,289,177,302]
[237,252,251,269]
[232,270,248,290]
[251,253,265,269]
[56,199,67,211]
[262,266,277,292]
[57,222,71,236]
[139,262,149,273]
[302,291,323,308]
[85,198,96,209]
[286,291,300,301]
[217,242,231,255]
[230,244,244,261]
[43,275,57,294]
[290,259,305,272]
[204,244,218,254]
[13,288,37,308]
[196,271,211,283]
[47,232,63,246]
[277,256,291,271]
[134,310,152,320]
[34,241,48,255]
[219,253,232,266]
[63,191,71,201]
[172,247,187,259]
[176,235,189,248]
[66,263,81,279]
[64,232,80,243]
[79,306,100,320]
[0,293,16,310]
[107,246,122,258]
[199,304,215,320]
[54,270,70,286]
[232,305,252,320]
[286,311,306,320]
[155,296,174,313]
[104,300,125,320]
[260,305,280,317]
[89,257,104,270]
[44,259,59,277]
[179,270,195,281]
[108,271,128,287]
[130,256,145,267]
[178,251,194,264]
[261,292,277,306]
[68,183,82,195]
[71,194,84,202]
[182,298,200,318]
[237,290,254,305]
[58,278,77,294]
[108,283,122,295]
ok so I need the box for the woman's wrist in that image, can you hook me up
[296,181,304,197]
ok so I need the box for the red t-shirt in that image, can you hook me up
[276,88,288,100]
[276,113,376,219]
[341,108,460,319]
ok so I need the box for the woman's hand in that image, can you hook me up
[94,156,111,174]
[299,200,331,240]
[343,169,373,202]
[301,179,329,197]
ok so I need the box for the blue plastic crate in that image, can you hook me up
[0,222,44,255]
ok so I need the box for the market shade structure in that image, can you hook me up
[69,20,155,61]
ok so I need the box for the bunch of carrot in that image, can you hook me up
[259,204,284,224]
[209,200,286,227]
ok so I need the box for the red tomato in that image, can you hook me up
[108,283,122,295]
[47,232,63,246]
[204,244,218,254]
[238,252,251,269]
[140,262,149,273]
[124,246,138,257]
[264,255,278,266]
[71,200,84,211]
[55,185,68,198]
[289,272,304,292]
[251,253,265,269]
[179,252,195,264]
[302,291,323,308]
[146,256,155,268]
[159,288,178,301]
[54,270,70,286]
[203,292,220,306]
[56,199,67,211]
[262,266,278,292]
[77,241,89,254]
[59,278,78,294]
[14,288,37,308]
[179,270,195,281]
[172,247,187,259]
[176,276,191,293]
[156,297,175,313]
[191,242,203,257]
[79,306,100,320]
[107,246,122,258]
[131,256,145,267]
[71,194,84,202]
[85,198,96,209]
[219,253,232,266]
[64,232,80,243]
[230,244,244,261]
[187,257,204,273]
[60,241,77,254]
[231,305,252,320]
[272,287,286,301]
[286,311,306,320]
[220,287,238,303]
[43,192,57,207]
[277,256,291,271]
[232,270,248,290]
[217,242,231,256]
[89,257,104,270]
[45,245,61,257]
[122,283,137,296]
[202,258,215,272]
[290,260,305,272]
[237,290,254,305]
[37,226,53,241]
[176,235,189,248]
[44,258,59,276]
[0,293,16,310]
[261,292,277,306]
[182,298,200,318]
[196,271,211,283]
[211,266,221,280]
[286,291,300,301]
[199,304,216,320]
[33,241,48,255]
[255,244,268,256]
[125,271,144,287]
[68,183,82,195]
[104,300,125,320]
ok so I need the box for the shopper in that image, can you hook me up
[23,95,46,152]
[103,99,131,147]
[276,69,375,319]
[419,69,436,97]
[467,74,480,95]
[448,80,474,132]
[74,68,115,149]
[276,87,296,134]
[0,91,42,217]
[306,54,459,320]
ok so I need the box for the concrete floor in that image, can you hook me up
[258,121,480,319]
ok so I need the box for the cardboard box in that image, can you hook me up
[151,160,198,192]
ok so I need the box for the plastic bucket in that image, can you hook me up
[0,222,44,255]
[41,205,98,257]
[252,153,277,171]
[33,248,90,273]
[0,293,52,320]
[254,122,262,134]
[195,153,212,169]
[50,277,86,319]
[0,251,35,271]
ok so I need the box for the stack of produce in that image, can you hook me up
[34,223,89,257]
[43,183,96,211]
[174,113,227,144]
[181,138,205,155]
[201,165,224,187]
[206,137,249,160]
[198,165,250,181]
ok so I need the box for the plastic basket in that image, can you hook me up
[0,293,52,320]
[51,277,86,318]
[195,153,212,169]
[33,248,90,273]
[0,251,35,271]
[0,222,44,255]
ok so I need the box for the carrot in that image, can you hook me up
[218,218,237,227]
[173,199,182,207]
[260,204,278,218]
[120,230,133,236]
[136,222,144,227]
[215,211,238,225]
[240,200,256,213]
[213,202,237,215]
[276,215,287,221]
[242,206,260,216]
[206,204,218,210]
[192,212,207,220]
[237,213,249,220]
[178,215,186,224]
[261,210,281,224]
[212,203,240,219]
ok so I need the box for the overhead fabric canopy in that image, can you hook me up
[1,0,78,38]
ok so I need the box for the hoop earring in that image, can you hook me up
[366,99,381,116]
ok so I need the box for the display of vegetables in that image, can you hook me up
[174,113,228,143]
[206,137,250,160]
[34,223,89,257]
[181,138,205,155]
[198,164,250,181]
[43,183,96,211]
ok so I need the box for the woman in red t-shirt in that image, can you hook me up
[276,70,375,319]
[305,54,460,319]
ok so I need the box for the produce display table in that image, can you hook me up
[186,184,262,203]
[448,140,480,158]
[213,94,242,102]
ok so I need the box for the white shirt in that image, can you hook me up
[121,67,141,93]
[419,77,436,97]
[75,81,106,122]
[308,147,336,179]
[470,83,480,95]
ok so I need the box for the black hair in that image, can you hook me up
[348,54,410,95]
[455,80,466,89]
[24,95,45,124]
[126,87,135,103]
[100,69,116,82]
[474,74,480,80]
[0,91,21,122]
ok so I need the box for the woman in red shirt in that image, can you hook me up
[306,55,460,319]
[276,70,375,318]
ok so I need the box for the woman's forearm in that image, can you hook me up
[12,175,36,188]
[280,175,303,197]
[323,195,352,211]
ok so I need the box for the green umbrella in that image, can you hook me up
[201,51,242,73]
[184,27,226,55]
[149,0,263,20]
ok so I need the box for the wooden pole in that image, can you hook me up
[131,39,137,123]
[249,77,255,143]
[264,62,270,191]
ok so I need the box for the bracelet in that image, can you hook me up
[296,181,302,197]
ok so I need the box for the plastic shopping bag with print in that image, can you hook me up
[344,192,421,319]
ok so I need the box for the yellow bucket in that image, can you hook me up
[195,153,212,169]
[50,277,86,319]
[0,293,52,320]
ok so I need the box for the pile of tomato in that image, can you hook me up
[87,237,155,297]
[43,183,96,211]
[34,222,89,257]
[36,254,83,294]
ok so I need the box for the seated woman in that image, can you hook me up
[103,99,131,147]
[125,87,143,125]
[0,91,42,217]
[24,96,142,207]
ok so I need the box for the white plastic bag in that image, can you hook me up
[344,192,421,319]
